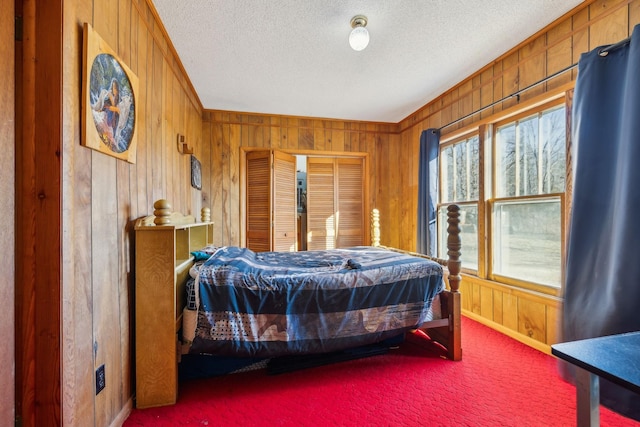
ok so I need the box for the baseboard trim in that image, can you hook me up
[110,397,133,427]
[462,311,552,355]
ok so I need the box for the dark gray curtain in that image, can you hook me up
[416,129,439,256]
[563,24,640,421]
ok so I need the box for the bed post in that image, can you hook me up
[371,205,462,360]
[445,205,462,292]
[444,204,462,360]
[424,204,462,360]
[370,209,381,247]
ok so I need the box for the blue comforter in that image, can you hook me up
[189,246,444,357]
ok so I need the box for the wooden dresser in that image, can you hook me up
[134,200,213,408]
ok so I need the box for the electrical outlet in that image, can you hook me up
[95,364,106,395]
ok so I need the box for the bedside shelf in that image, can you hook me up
[134,217,214,408]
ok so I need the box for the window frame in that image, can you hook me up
[436,95,569,296]
[487,194,565,296]
[438,131,483,275]
[492,100,567,199]
[489,98,566,295]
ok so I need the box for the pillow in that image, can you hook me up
[190,251,212,261]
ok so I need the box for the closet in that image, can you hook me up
[246,150,297,252]
[245,150,365,251]
[306,157,364,250]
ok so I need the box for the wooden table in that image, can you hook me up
[551,331,640,427]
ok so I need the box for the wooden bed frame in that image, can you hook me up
[370,205,462,362]
[134,200,462,408]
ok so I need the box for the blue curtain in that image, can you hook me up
[563,24,640,421]
[416,129,439,256]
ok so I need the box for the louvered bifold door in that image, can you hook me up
[306,158,336,250]
[272,151,297,252]
[246,150,271,252]
[336,158,364,248]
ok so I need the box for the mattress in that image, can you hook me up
[184,245,445,357]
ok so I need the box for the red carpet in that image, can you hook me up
[124,317,639,426]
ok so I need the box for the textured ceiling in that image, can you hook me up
[151,0,584,123]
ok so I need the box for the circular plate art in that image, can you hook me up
[82,23,138,163]
[89,53,136,154]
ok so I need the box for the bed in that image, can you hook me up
[134,200,462,408]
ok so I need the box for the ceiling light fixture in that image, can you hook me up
[349,15,369,51]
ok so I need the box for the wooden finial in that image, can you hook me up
[201,207,211,222]
[153,199,172,225]
[446,204,462,292]
[370,208,381,247]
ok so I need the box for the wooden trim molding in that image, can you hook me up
[17,1,63,425]
[463,312,552,355]
[0,0,15,425]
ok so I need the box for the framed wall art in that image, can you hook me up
[82,23,138,163]
[191,155,202,190]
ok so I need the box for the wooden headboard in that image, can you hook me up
[133,199,214,408]
[136,198,210,226]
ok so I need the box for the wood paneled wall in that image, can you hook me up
[1,1,15,426]
[16,0,202,426]
[394,0,640,350]
[15,0,640,426]
[63,0,204,423]
[201,112,401,248]
[399,0,640,134]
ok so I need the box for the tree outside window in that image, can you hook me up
[493,105,566,288]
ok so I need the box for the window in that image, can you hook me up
[492,103,565,288]
[435,99,567,292]
[438,134,479,271]
[495,106,566,198]
[492,198,562,286]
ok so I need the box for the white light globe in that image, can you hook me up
[349,27,369,51]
